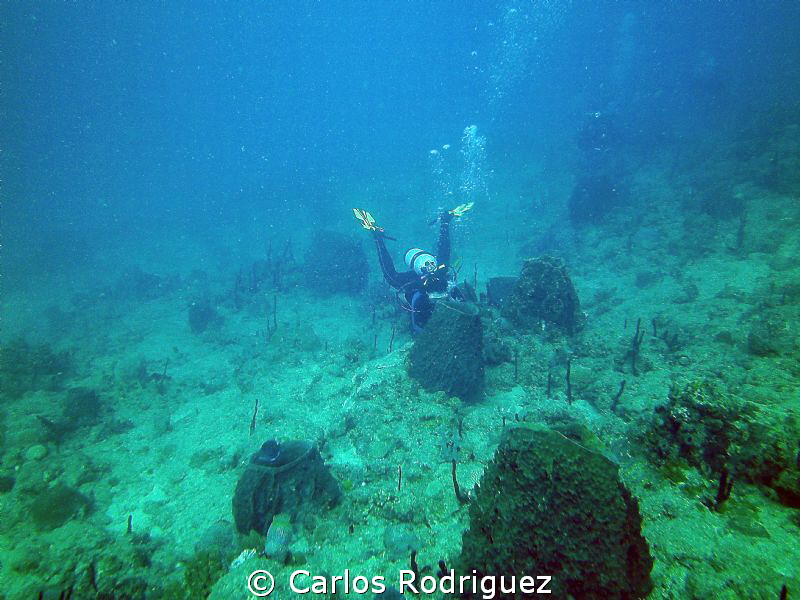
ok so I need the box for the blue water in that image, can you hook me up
[5,2,798,281]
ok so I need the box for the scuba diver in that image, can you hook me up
[353,203,473,332]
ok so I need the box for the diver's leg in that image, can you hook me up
[409,291,434,333]
[407,291,433,333]
[374,232,407,289]
[435,212,453,266]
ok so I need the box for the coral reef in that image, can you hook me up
[34,387,105,445]
[161,549,227,600]
[0,339,73,399]
[1,10,800,600]
[644,380,800,506]
[568,173,626,224]
[646,381,745,474]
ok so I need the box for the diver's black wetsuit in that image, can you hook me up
[373,214,453,331]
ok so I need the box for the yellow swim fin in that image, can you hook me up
[352,208,381,231]
[448,202,475,218]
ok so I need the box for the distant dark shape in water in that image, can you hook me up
[0,475,16,493]
[36,387,105,444]
[576,111,630,173]
[62,387,104,429]
[698,181,744,219]
[115,265,175,301]
[304,230,369,297]
[249,259,271,290]
[188,299,222,334]
[572,110,629,224]
[688,52,730,103]
[28,482,93,531]
[568,173,626,224]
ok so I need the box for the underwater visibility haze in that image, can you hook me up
[2,2,800,598]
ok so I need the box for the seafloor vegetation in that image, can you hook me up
[1,113,799,599]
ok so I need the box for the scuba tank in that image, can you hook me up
[404,248,437,275]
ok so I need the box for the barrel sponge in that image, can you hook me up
[408,300,484,402]
[456,426,653,599]
[502,256,582,335]
[232,441,341,535]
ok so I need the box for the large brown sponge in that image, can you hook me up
[502,256,582,335]
[408,300,484,402]
[456,426,653,600]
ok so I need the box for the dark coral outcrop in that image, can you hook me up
[644,380,800,507]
